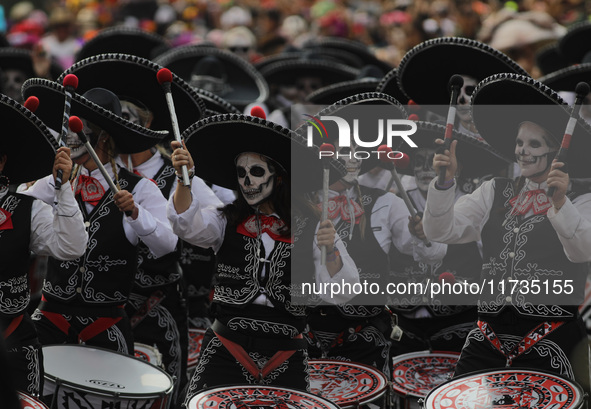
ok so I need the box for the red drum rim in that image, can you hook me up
[424,368,585,409]
[18,390,49,409]
[188,384,341,408]
[308,358,389,408]
[187,328,206,368]
[391,350,460,398]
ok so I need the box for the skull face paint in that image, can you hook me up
[335,138,362,183]
[456,75,477,124]
[1,69,27,103]
[515,121,557,179]
[66,117,92,160]
[121,102,141,125]
[414,147,437,192]
[236,153,275,206]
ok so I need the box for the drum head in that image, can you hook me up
[424,368,585,409]
[187,328,206,369]
[43,344,173,397]
[18,391,49,409]
[308,359,388,408]
[391,350,459,399]
[188,385,341,408]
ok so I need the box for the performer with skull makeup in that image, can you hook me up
[21,79,178,356]
[424,74,591,394]
[167,113,359,401]
[301,93,447,378]
[0,94,87,396]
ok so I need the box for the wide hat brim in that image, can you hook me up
[296,92,407,175]
[259,59,359,88]
[153,45,269,109]
[558,21,591,64]
[75,26,171,61]
[536,43,569,76]
[395,120,511,177]
[397,37,528,114]
[183,113,346,191]
[0,47,63,81]
[306,78,381,105]
[0,94,58,184]
[539,64,591,93]
[22,78,168,154]
[471,73,591,178]
[194,88,241,115]
[376,68,409,105]
[59,53,206,136]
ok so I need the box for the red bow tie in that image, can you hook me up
[237,214,292,243]
[75,174,105,206]
[320,195,364,224]
[509,189,551,216]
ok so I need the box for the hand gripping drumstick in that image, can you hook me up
[547,81,590,198]
[54,74,79,203]
[378,145,431,247]
[437,75,463,186]
[156,68,190,187]
[69,116,132,217]
[319,143,335,265]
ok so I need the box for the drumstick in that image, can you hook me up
[437,75,463,186]
[378,145,431,247]
[69,116,132,217]
[319,143,335,265]
[54,74,79,204]
[547,81,590,198]
[156,68,190,187]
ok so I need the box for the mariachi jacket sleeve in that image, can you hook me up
[547,192,591,263]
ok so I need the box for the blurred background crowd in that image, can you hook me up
[0,0,587,81]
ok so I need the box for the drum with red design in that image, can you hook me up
[187,385,341,408]
[187,327,206,372]
[391,350,459,409]
[308,359,389,409]
[18,391,49,409]
[42,344,174,409]
[134,342,164,369]
[423,368,585,409]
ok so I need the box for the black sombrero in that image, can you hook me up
[536,43,569,77]
[153,45,269,109]
[0,47,63,81]
[375,68,410,105]
[58,53,206,135]
[0,94,58,184]
[558,21,591,65]
[471,73,591,178]
[397,37,529,115]
[259,55,359,88]
[296,92,407,175]
[539,64,591,94]
[75,26,171,61]
[394,120,511,178]
[22,78,168,154]
[306,78,381,105]
[182,113,346,192]
[193,88,241,115]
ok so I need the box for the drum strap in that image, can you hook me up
[212,320,304,381]
[130,290,165,329]
[2,314,23,338]
[477,320,564,367]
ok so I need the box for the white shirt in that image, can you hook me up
[167,183,360,304]
[12,181,87,259]
[24,164,178,259]
[423,178,591,263]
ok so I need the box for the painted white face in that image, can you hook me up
[335,138,362,183]
[515,121,557,179]
[414,147,437,192]
[66,117,92,160]
[121,103,141,125]
[1,69,27,103]
[456,75,477,124]
[236,153,275,206]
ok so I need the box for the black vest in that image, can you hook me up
[44,169,141,306]
[133,159,181,293]
[0,192,33,317]
[479,178,584,320]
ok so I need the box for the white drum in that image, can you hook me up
[134,342,164,369]
[42,344,174,409]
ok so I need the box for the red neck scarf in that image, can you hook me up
[237,214,292,243]
[0,208,13,230]
[320,195,364,224]
[75,174,105,206]
[509,189,551,216]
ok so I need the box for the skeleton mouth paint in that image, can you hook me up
[514,121,557,179]
[236,153,275,207]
